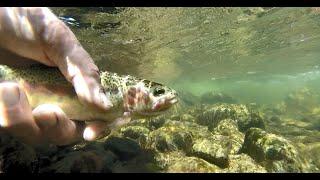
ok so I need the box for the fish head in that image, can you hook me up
[123,79,178,116]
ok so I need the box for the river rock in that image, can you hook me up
[212,119,245,154]
[191,136,231,168]
[196,103,265,132]
[42,150,117,173]
[0,133,38,173]
[120,126,150,146]
[104,136,142,161]
[200,91,237,104]
[222,154,267,173]
[241,128,309,172]
[167,156,221,173]
[146,125,193,153]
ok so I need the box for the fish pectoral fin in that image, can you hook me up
[107,112,132,130]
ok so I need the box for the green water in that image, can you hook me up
[51,7,320,103]
[47,7,320,172]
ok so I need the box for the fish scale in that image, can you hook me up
[0,64,178,126]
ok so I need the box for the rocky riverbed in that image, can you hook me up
[1,97,320,173]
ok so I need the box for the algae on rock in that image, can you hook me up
[241,128,312,172]
[221,154,267,173]
[212,119,245,154]
[146,125,193,153]
[196,103,265,132]
[191,136,231,168]
[167,156,222,173]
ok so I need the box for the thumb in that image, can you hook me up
[0,82,41,144]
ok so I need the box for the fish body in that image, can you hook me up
[0,64,178,124]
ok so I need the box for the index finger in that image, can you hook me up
[32,8,113,110]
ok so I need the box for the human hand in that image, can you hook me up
[0,7,112,145]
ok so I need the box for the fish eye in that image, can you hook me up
[153,87,165,96]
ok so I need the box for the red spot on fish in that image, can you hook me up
[144,98,149,104]
[143,93,149,104]
[137,94,142,102]
[153,103,161,110]
[128,87,136,97]
[128,97,134,105]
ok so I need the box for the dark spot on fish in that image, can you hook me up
[143,79,163,88]
[111,87,119,94]
[150,81,163,87]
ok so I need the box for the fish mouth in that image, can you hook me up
[147,96,178,112]
[168,96,178,105]
[157,96,179,111]
[139,95,178,116]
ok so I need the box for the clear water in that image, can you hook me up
[51,7,320,103]
[50,7,320,172]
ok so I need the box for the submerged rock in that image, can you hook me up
[146,118,248,169]
[238,112,265,132]
[222,154,267,173]
[146,125,193,153]
[2,98,319,173]
[196,103,265,132]
[125,118,150,129]
[152,151,222,173]
[147,116,167,130]
[162,120,210,139]
[111,151,161,173]
[120,126,150,146]
[181,114,196,122]
[200,91,237,104]
[241,128,310,172]
[0,133,38,173]
[284,88,320,116]
[213,118,239,135]
[167,156,221,173]
[269,116,281,123]
[212,119,244,154]
[126,116,167,131]
[104,137,142,161]
[191,136,230,168]
[264,115,320,144]
[302,143,320,171]
[262,103,287,117]
[196,103,239,128]
[42,150,117,173]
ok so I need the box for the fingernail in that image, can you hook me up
[1,84,21,107]
[83,127,96,141]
